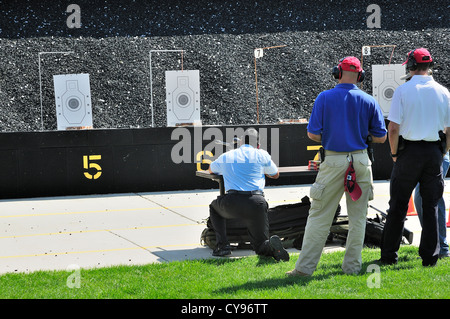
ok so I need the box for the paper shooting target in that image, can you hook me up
[372,64,405,117]
[53,74,93,130]
[165,70,200,126]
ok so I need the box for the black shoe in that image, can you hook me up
[374,258,397,266]
[422,261,437,267]
[212,245,231,257]
[269,235,289,262]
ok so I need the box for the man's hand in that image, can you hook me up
[266,171,279,179]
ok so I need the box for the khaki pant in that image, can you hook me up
[295,150,374,275]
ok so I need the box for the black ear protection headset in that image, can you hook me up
[332,57,365,82]
[405,49,434,71]
[405,49,418,71]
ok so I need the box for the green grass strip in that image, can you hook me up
[0,246,448,299]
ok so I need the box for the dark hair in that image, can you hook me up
[415,62,431,71]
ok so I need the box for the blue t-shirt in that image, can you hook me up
[307,83,386,152]
[209,145,278,192]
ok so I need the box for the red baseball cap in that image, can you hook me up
[402,48,433,65]
[344,162,362,201]
[339,56,362,73]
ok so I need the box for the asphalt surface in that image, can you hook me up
[2,179,448,275]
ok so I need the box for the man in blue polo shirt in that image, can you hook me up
[208,128,289,261]
[287,56,387,277]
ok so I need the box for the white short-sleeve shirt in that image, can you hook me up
[388,75,450,141]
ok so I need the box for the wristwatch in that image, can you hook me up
[390,152,398,158]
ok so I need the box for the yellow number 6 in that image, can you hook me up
[196,151,213,171]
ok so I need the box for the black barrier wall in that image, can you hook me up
[0,124,395,199]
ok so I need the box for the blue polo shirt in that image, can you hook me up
[307,83,386,152]
[209,145,278,192]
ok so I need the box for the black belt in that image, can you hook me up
[404,139,440,145]
[227,190,264,196]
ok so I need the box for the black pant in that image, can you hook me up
[381,141,444,265]
[209,193,273,256]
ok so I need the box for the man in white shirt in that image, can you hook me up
[380,48,450,267]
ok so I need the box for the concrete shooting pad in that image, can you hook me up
[0,180,448,274]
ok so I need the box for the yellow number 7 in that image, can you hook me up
[83,155,102,179]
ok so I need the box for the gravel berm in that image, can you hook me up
[0,0,448,131]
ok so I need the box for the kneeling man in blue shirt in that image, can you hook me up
[208,128,289,261]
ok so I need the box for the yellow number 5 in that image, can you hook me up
[83,155,102,179]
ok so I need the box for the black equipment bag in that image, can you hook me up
[201,196,338,250]
[200,196,414,250]
[329,214,386,247]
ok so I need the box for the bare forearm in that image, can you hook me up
[307,132,322,143]
[370,134,387,144]
[388,122,400,160]
[389,133,399,154]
